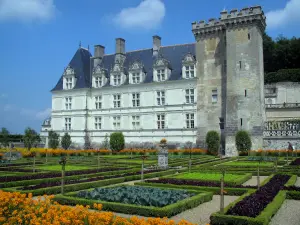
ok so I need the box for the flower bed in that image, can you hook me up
[18,170,162,190]
[0,191,196,225]
[54,185,213,217]
[0,167,126,183]
[290,158,300,165]
[78,186,194,207]
[169,172,252,185]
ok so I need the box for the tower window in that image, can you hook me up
[239,61,242,69]
[245,90,247,97]
[248,33,251,40]
[240,118,243,127]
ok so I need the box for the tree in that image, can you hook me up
[103,133,109,150]
[48,131,60,149]
[0,127,10,148]
[61,133,71,150]
[205,131,220,155]
[235,130,252,155]
[23,127,40,151]
[110,132,125,152]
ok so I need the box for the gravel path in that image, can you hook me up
[242,176,269,186]
[114,195,239,225]
[270,200,300,225]
[294,177,300,187]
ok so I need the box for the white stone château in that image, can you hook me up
[41,6,300,154]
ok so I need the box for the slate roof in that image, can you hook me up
[52,43,196,91]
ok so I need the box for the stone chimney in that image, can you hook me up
[94,45,105,67]
[153,35,161,56]
[115,38,125,54]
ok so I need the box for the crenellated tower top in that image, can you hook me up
[192,6,266,39]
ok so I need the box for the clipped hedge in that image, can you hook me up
[54,188,213,217]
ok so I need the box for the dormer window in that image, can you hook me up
[93,65,108,88]
[182,53,196,79]
[129,61,145,85]
[63,65,76,90]
[153,57,171,82]
[113,74,121,86]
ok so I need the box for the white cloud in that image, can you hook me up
[0,0,56,22]
[35,108,51,120]
[113,0,165,30]
[266,0,300,29]
[0,93,7,98]
[3,104,14,111]
[20,107,51,120]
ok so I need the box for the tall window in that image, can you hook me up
[113,116,121,129]
[212,89,218,103]
[185,89,195,104]
[94,117,101,130]
[113,74,121,85]
[65,117,71,131]
[157,69,165,81]
[156,91,165,106]
[132,73,140,84]
[132,93,140,107]
[157,114,165,129]
[95,76,102,88]
[186,113,195,128]
[113,94,121,108]
[185,65,195,78]
[95,96,102,109]
[66,77,73,89]
[65,97,72,110]
[132,115,140,129]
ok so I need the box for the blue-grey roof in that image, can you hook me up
[52,43,195,91]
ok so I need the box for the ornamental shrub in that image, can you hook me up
[61,133,71,150]
[205,131,220,155]
[48,131,59,149]
[235,130,252,154]
[110,132,125,152]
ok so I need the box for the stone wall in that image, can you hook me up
[263,137,300,150]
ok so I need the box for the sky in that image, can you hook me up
[0,0,300,134]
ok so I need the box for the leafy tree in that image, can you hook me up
[103,133,110,150]
[61,133,71,150]
[110,132,125,152]
[48,131,60,149]
[0,127,10,148]
[235,130,252,155]
[205,131,220,155]
[23,127,40,151]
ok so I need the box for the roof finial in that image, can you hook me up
[88,44,90,51]
[79,41,81,48]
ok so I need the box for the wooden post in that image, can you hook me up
[97,151,100,171]
[59,157,67,195]
[46,150,48,164]
[141,159,144,181]
[33,155,36,173]
[220,169,225,214]
[287,150,289,165]
[257,162,260,189]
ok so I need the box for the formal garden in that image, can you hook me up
[0,128,300,224]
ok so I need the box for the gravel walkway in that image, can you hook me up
[242,176,269,186]
[294,177,300,187]
[114,195,239,225]
[270,200,300,225]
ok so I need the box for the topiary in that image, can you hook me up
[110,132,125,153]
[235,130,252,155]
[205,131,220,155]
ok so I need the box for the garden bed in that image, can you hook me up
[221,161,274,168]
[168,172,252,185]
[54,185,213,217]
[289,158,300,166]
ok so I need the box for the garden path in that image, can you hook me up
[294,177,300,187]
[270,200,300,225]
[242,176,269,186]
[114,195,239,225]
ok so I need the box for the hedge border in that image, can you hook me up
[54,186,213,217]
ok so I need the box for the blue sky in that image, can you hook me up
[0,0,299,134]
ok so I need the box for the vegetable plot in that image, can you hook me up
[77,186,195,207]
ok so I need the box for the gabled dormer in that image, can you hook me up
[153,56,172,82]
[63,65,76,90]
[110,38,127,86]
[128,61,146,84]
[92,64,108,88]
[182,53,196,79]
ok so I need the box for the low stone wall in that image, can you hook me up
[263,137,300,150]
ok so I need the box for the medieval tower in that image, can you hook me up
[192,6,266,155]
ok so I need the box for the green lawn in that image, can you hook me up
[222,161,274,167]
[171,172,251,184]
[37,165,92,171]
